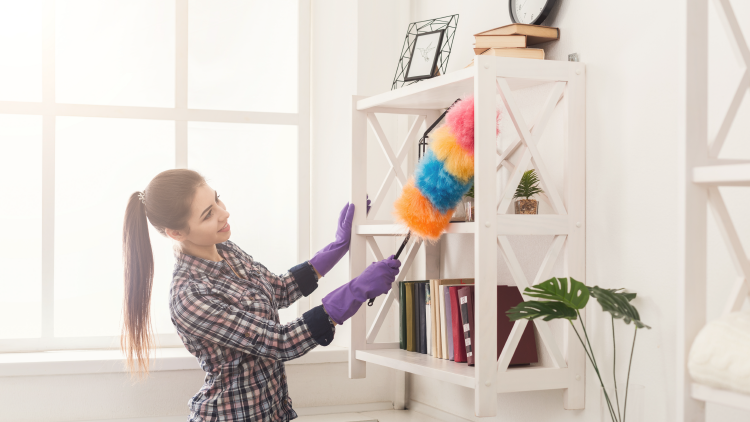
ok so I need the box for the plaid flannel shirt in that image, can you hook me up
[169,240,335,422]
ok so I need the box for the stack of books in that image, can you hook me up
[398,279,538,366]
[466,23,560,67]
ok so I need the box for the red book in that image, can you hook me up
[498,286,538,365]
[449,286,468,363]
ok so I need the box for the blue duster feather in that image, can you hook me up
[415,149,473,213]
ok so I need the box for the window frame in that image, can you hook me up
[0,0,311,353]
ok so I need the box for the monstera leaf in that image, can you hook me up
[507,300,577,322]
[524,277,590,310]
[589,286,650,329]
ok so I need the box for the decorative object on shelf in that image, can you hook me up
[508,277,651,422]
[391,15,458,90]
[513,169,543,214]
[393,96,500,240]
[688,309,750,396]
[465,23,558,67]
[463,185,474,222]
[404,29,445,82]
[509,0,558,26]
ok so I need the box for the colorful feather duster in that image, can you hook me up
[393,96,499,241]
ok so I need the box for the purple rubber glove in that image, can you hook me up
[309,203,355,277]
[322,255,401,325]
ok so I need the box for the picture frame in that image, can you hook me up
[391,14,458,90]
[403,29,445,82]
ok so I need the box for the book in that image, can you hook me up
[399,281,406,350]
[474,23,559,45]
[449,286,468,363]
[434,280,475,359]
[458,286,475,366]
[465,48,545,68]
[417,282,426,354]
[405,282,416,352]
[430,280,439,358]
[498,286,538,365]
[473,34,527,50]
[444,285,454,360]
[425,283,431,356]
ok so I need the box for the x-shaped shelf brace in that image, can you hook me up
[708,0,750,159]
[493,78,571,371]
[496,79,568,216]
[367,113,426,219]
[365,234,423,345]
[497,235,568,371]
[708,187,750,314]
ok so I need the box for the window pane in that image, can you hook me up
[188,0,298,113]
[0,1,43,102]
[0,115,42,338]
[188,122,299,323]
[56,0,174,107]
[55,117,175,337]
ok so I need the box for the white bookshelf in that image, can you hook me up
[678,0,750,418]
[347,56,587,418]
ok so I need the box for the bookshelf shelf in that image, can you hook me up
[347,55,586,418]
[356,349,572,393]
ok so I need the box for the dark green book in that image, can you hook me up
[399,281,406,349]
[406,282,416,352]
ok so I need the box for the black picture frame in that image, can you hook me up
[403,29,445,82]
[509,0,557,26]
[391,14,458,90]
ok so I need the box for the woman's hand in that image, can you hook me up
[321,255,401,325]
[308,202,355,277]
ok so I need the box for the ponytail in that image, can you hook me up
[121,191,155,377]
[120,169,206,378]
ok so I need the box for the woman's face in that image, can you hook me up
[178,183,231,247]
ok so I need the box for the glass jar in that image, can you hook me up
[600,384,644,422]
[464,196,474,222]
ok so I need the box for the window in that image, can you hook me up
[0,0,311,352]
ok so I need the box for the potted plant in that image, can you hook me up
[514,169,544,214]
[508,277,651,422]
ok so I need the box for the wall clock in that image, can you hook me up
[509,0,557,26]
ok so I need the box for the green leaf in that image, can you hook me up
[507,300,578,322]
[524,277,590,310]
[513,169,545,199]
[589,286,651,329]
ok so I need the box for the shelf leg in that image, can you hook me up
[349,95,368,379]
[473,55,498,418]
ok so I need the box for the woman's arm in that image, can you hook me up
[171,283,334,361]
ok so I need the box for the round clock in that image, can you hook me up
[509,0,557,26]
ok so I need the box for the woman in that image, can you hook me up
[121,169,400,421]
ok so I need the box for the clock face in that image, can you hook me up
[510,0,554,25]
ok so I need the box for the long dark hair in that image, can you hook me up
[121,169,205,377]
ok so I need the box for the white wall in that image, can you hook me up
[403,1,750,421]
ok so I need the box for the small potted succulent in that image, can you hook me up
[514,169,544,214]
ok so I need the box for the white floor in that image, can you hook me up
[296,409,444,422]
[84,409,446,422]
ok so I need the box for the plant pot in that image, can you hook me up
[514,198,538,214]
[464,196,474,222]
[600,384,644,422]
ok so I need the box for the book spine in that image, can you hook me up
[426,284,431,356]
[444,286,454,360]
[459,293,473,365]
[450,287,467,363]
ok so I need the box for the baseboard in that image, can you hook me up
[406,399,473,422]
[295,401,394,416]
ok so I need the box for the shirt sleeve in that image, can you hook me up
[171,282,334,361]
[225,241,319,309]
